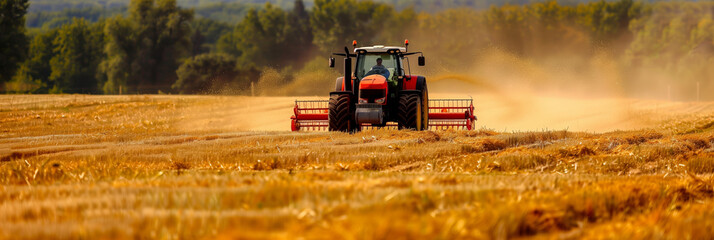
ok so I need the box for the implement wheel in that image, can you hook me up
[397,93,422,130]
[328,93,355,132]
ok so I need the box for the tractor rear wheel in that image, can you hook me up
[328,94,354,132]
[397,93,422,130]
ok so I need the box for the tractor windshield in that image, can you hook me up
[356,54,397,80]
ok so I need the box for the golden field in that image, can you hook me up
[1,94,714,239]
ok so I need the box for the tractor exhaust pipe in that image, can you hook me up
[343,47,352,92]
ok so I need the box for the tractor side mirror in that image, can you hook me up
[418,56,426,66]
[329,57,335,68]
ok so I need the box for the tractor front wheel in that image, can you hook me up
[397,93,422,130]
[328,94,355,132]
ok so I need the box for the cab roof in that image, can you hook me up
[354,45,407,53]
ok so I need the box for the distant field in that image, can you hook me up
[1,95,713,239]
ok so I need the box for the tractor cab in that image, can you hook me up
[352,46,408,126]
[353,46,405,108]
[354,45,406,86]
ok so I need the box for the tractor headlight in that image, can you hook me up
[359,98,368,103]
[375,97,386,104]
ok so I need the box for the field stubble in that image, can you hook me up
[0,95,714,239]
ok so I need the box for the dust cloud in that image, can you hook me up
[182,46,714,133]
[198,20,714,133]
[173,91,714,134]
[424,48,714,132]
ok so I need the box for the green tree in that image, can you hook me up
[101,16,136,94]
[287,0,315,63]
[48,18,105,93]
[173,53,258,94]
[101,0,193,93]
[376,7,416,44]
[9,29,58,93]
[26,6,126,29]
[191,18,232,54]
[0,0,29,83]
[219,4,286,67]
[193,2,257,23]
[414,8,489,68]
[576,0,642,45]
[310,0,395,53]
[217,1,315,69]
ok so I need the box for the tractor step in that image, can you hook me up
[291,99,477,131]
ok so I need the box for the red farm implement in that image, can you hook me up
[291,98,476,131]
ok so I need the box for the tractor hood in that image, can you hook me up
[359,74,388,90]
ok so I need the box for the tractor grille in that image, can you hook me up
[359,89,386,103]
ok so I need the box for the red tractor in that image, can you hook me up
[291,40,476,132]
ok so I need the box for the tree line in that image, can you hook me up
[26,2,259,30]
[27,0,622,13]
[26,0,276,12]
[2,0,714,98]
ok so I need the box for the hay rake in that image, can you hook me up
[291,98,476,131]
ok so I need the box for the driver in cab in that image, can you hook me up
[369,58,390,79]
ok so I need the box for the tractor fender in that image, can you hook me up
[399,90,422,95]
[335,77,358,92]
[401,75,426,91]
[335,77,344,91]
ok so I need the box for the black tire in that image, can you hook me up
[397,93,422,130]
[328,94,353,132]
[421,84,429,130]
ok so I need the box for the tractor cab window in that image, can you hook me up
[356,54,398,80]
